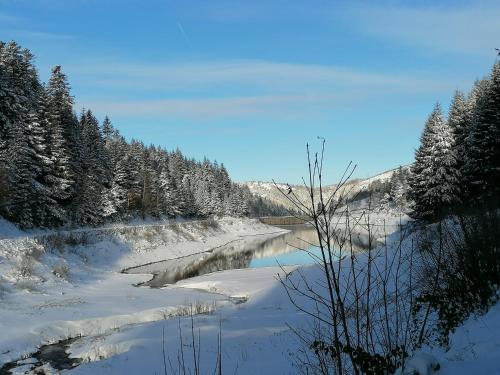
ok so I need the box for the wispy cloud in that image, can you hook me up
[78,94,340,119]
[70,59,461,93]
[0,12,21,23]
[9,29,74,40]
[2,29,74,41]
[72,59,467,119]
[352,3,500,55]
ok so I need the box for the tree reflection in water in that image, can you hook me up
[146,225,366,287]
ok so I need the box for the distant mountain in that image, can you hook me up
[241,166,411,213]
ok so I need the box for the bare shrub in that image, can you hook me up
[23,240,45,261]
[52,263,70,281]
[15,279,39,292]
[142,227,156,242]
[65,232,89,246]
[199,218,220,231]
[275,141,427,375]
[161,314,225,375]
[167,301,217,319]
[42,233,66,251]
[41,232,90,252]
[415,210,500,344]
[18,257,35,278]
[170,222,181,235]
[169,223,196,241]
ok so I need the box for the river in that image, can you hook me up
[143,224,366,288]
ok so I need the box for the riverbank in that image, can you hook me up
[0,217,288,373]
[2,214,498,375]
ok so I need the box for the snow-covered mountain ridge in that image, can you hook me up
[242,165,411,212]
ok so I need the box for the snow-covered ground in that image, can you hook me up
[1,215,499,375]
[0,217,294,373]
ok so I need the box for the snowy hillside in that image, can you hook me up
[242,165,411,213]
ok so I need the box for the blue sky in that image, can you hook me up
[1,0,499,184]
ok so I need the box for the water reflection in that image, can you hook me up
[145,225,365,287]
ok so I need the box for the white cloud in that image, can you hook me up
[72,59,467,119]
[352,3,500,55]
[70,59,460,93]
[0,12,20,23]
[4,29,74,40]
[78,94,340,119]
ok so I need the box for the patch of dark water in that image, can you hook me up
[0,337,81,375]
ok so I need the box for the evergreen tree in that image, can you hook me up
[179,175,197,217]
[0,40,262,227]
[446,91,468,205]
[465,63,500,205]
[72,110,106,225]
[101,116,116,145]
[409,104,459,220]
[158,165,182,217]
[0,42,47,227]
[46,65,79,208]
[388,166,408,210]
[28,90,61,227]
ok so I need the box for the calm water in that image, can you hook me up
[144,225,366,287]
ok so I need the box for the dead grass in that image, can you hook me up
[165,301,217,319]
[52,263,70,281]
[15,279,39,293]
[41,232,90,252]
[18,257,35,278]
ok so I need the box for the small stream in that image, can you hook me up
[0,338,81,375]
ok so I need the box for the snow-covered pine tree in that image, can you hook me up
[5,122,38,227]
[107,149,130,219]
[123,139,144,214]
[0,42,48,227]
[158,165,181,217]
[464,63,500,206]
[28,89,62,227]
[192,159,217,217]
[179,174,197,217]
[72,110,106,225]
[101,116,116,146]
[446,90,468,206]
[228,183,249,217]
[142,147,160,218]
[409,103,459,220]
[46,65,79,211]
[100,116,114,182]
[100,118,129,219]
[0,41,9,169]
[0,40,258,226]
[409,107,438,219]
[0,42,22,220]
[168,148,187,185]
[148,145,164,218]
[0,42,8,209]
[427,108,460,214]
[389,166,408,210]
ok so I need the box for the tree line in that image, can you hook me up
[409,61,500,221]
[0,41,283,228]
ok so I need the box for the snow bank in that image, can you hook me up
[0,217,286,369]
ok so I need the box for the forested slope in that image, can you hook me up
[0,41,283,228]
